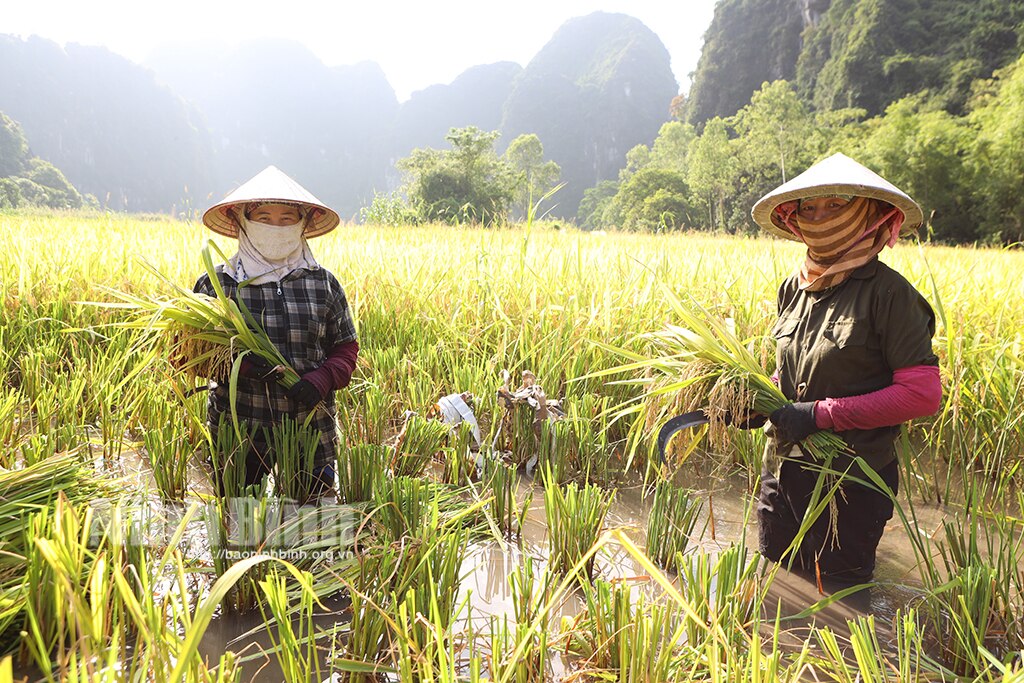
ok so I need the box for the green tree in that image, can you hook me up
[503,133,560,219]
[23,158,83,209]
[860,95,975,242]
[615,167,696,232]
[577,180,620,230]
[0,111,29,177]
[397,126,516,225]
[731,80,814,184]
[647,121,697,173]
[967,55,1024,243]
[686,117,737,231]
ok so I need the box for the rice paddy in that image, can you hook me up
[1,209,1023,681]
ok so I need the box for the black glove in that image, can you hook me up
[241,355,284,383]
[769,402,820,443]
[723,411,768,430]
[287,379,323,409]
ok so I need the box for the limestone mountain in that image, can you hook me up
[501,12,679,217]
[147,40,399,220]
[686,0,1024,125]
[0,35,213,212]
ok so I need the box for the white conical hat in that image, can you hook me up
[202,165,340,238]
[751,153,923,241]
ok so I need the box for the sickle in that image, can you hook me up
[656,409,710,463]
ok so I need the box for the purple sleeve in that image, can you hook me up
[814,365,941,431]
[303,340,360,398]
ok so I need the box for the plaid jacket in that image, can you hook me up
[194,265,357,468]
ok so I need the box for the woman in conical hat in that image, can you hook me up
[748,153,941,583]
[196,166,358,498]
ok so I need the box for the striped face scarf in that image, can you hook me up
[784,196,902,291]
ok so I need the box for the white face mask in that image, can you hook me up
[242,218,305,261]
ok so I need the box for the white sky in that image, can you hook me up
[3,0,718,101]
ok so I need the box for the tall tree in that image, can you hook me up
[687,117,737,231]
[397,126,516,225]
[503,134,561,219]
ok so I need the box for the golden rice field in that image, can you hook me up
[0,210,1022,682]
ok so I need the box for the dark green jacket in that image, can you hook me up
[772,257,938,469]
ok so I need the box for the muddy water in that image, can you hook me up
[192,469,953,681]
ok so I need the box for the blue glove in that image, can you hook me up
[287,379,323,409]
[769,402,820,443]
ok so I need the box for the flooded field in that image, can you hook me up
[2,214,1023,680]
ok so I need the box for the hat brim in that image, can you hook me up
[751,154,924,241]
[201,165,340,238]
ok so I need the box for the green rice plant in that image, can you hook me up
[257,569,323,683]
[536,418,570,484]
[564,393,615,486]
[394,587,482,683]
[24,389,82,460]
[390,413,450,477]
[645,480,704,568]
[204,492,274,613]
[336,443,387,504]
[813,609,938,683]
[561,579,681,680]
[488,555,550,683]
[208,413,256,498]
[0,387,23,462]
[267,415,320,504]
[372,475,435,542]
[21,496,133,680]
[0,453,121,644]
[141,395,193,500]
[442,421,478,485]
[338,382,393,448]
[677,543,762,656]
[482,457,527,540]
[543,469,614,581]
[334,554,397,680]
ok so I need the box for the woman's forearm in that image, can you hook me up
[814,365,941,431]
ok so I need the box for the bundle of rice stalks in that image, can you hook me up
[0,453,121,642]
[82,240,299,388]
[592,288,847,467]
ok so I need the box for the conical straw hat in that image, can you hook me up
[751,153,923,241]
[202,165,340,238]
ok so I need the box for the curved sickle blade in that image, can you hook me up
[657,409,709,463]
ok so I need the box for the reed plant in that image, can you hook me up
[543,469,614,581]
[645,480,703,569]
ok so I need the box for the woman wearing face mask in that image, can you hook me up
[195,165,358,497]
[749,153,942,584]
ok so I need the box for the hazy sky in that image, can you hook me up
[4,0,719,101]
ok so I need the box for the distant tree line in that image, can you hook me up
[578,53,1024,245]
